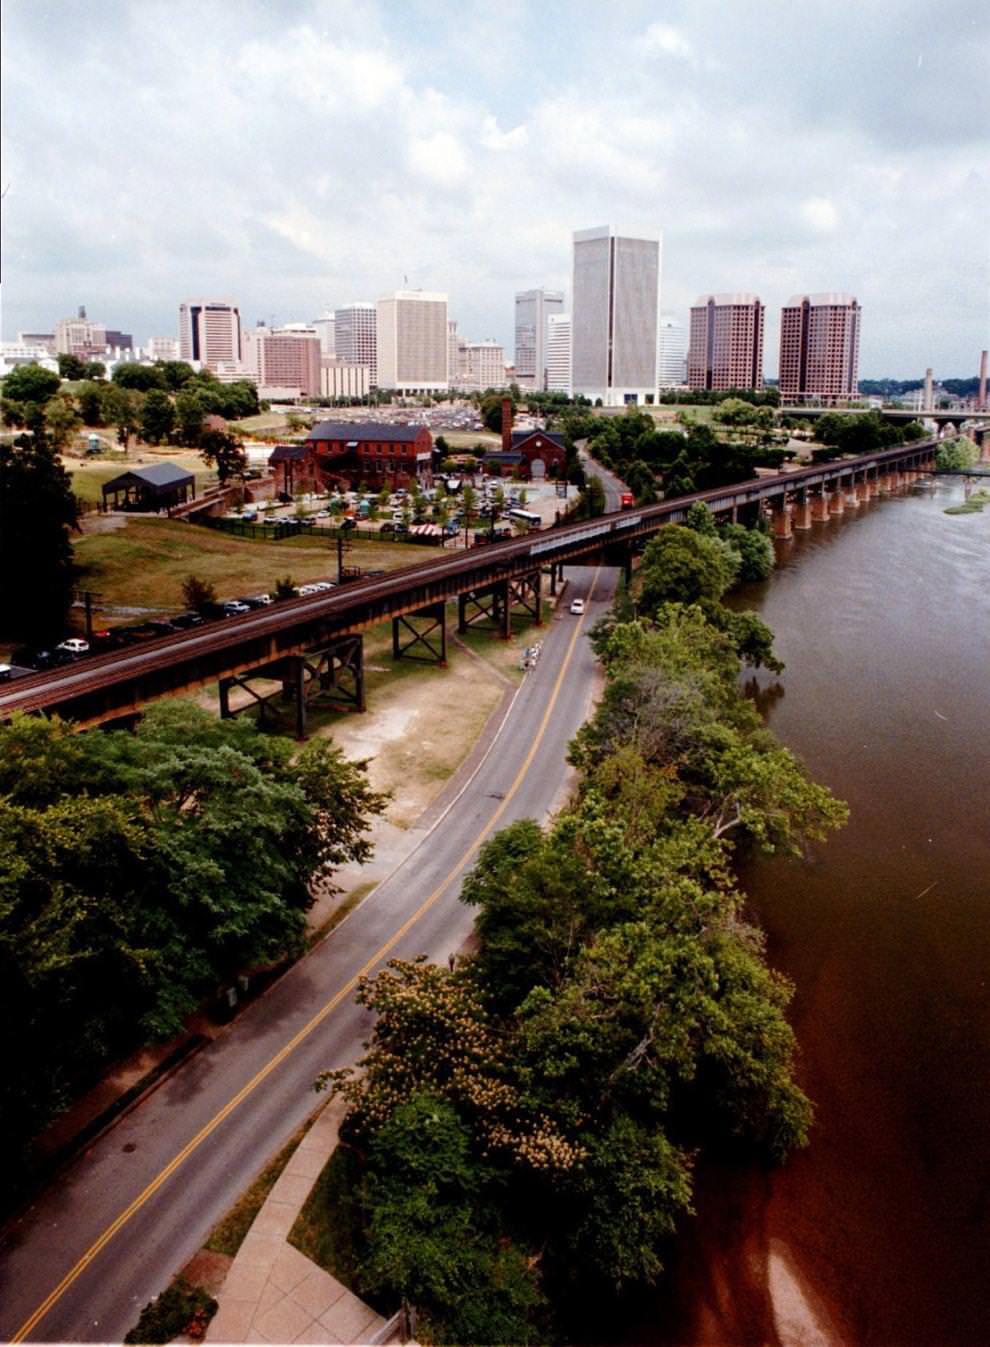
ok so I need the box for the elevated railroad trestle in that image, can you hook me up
[0,440,937,731]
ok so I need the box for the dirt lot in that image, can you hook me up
[205,610,527,832]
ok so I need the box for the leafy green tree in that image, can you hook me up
[686,500,717,536]
[480,392,512,434]
[77,380,109,426]
[625,459,658,504]
[181,574,217,614]
[45,394,83,452]
[719,521,775,582]
[140,389,175,445]
[714,397,758,428]
[0,436,79,640]
[0,705,387,1160]
[112,364,167,392]
[175,389,206,445]
[83,360,106,380]
[155,360,196,391]
[936,436,979,470]
[637,525,737,612]
[273,575,298,600]
[199,429,247,483]
[103,385,144,447]
[57,354,89,381]
[584,474,607,517]
[2,364,62,405]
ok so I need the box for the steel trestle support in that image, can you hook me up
[218,634,365,739]
[393,603,447,664]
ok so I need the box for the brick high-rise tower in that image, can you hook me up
[778,294,861,405]
[687,294,764,392]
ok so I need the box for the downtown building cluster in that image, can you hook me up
[5,226,871,407]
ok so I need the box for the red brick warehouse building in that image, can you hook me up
[268,421,434,495]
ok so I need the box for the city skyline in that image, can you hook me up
[1,1,988,378]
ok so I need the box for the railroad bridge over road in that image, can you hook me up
[0,440,937,734]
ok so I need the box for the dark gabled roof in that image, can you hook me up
[510,429,566,449]
[307,421,427,443]
[269,443,310,462]
[102,463,195,495]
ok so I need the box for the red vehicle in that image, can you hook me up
[620,492,634,509]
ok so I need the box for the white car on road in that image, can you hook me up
[569,598,586,615]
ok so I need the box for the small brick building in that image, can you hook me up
[308,422,434,491]
[483,430,567,480]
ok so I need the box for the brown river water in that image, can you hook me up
[632,477,990,1346]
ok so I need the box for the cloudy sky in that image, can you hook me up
[2,0,987,377]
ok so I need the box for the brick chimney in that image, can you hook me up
[501,397,513,452]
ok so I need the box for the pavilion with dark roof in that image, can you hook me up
[101,462,195,512]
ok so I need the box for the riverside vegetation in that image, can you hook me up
[316,510,848,1344]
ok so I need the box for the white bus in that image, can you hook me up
[507,508,542,531]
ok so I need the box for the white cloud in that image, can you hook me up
[407,131,470,186]
[0,0,986,374]
[641,23,694,60]
[801,196,840,232]
[480,116,529,151]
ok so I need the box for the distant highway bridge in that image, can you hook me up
[0,439,938,734]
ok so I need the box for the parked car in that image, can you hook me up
[297,584,321,596]
[170,612,206,629]
[380,521,396,533]
[569,598,586,615]
[57,637,90,656]
[0,663,12,682]
[222,601,251,616]
[311,581,336,592]
[340,517,357,529]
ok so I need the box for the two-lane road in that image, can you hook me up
[0,564,616,1344]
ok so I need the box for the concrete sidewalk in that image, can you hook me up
[206,1099,391,1345]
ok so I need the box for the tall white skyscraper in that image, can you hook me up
[657,315,688,389]
[376,290,448,393]
[514,288,565,390]
[178,299,242,369]
[571,226,661,405]
[545,313,572,395]
[333,304,377,387]
[311,313,336,357]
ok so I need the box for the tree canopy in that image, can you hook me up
[2,364,62,406]
[318,554,846,1342]
[0,704,387,1164]
[0,434,79,640]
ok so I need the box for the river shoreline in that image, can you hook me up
[634,480,990,1346]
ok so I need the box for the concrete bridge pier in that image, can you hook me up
[828,486,845,515]
[810,489,830,522]
[792,490,813,530]
[855,474,871,503]
[770,496,793,539]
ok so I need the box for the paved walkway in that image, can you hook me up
[206,1099,391,1345]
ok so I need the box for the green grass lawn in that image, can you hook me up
[438,430,502,450]
[72,518,428,612]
